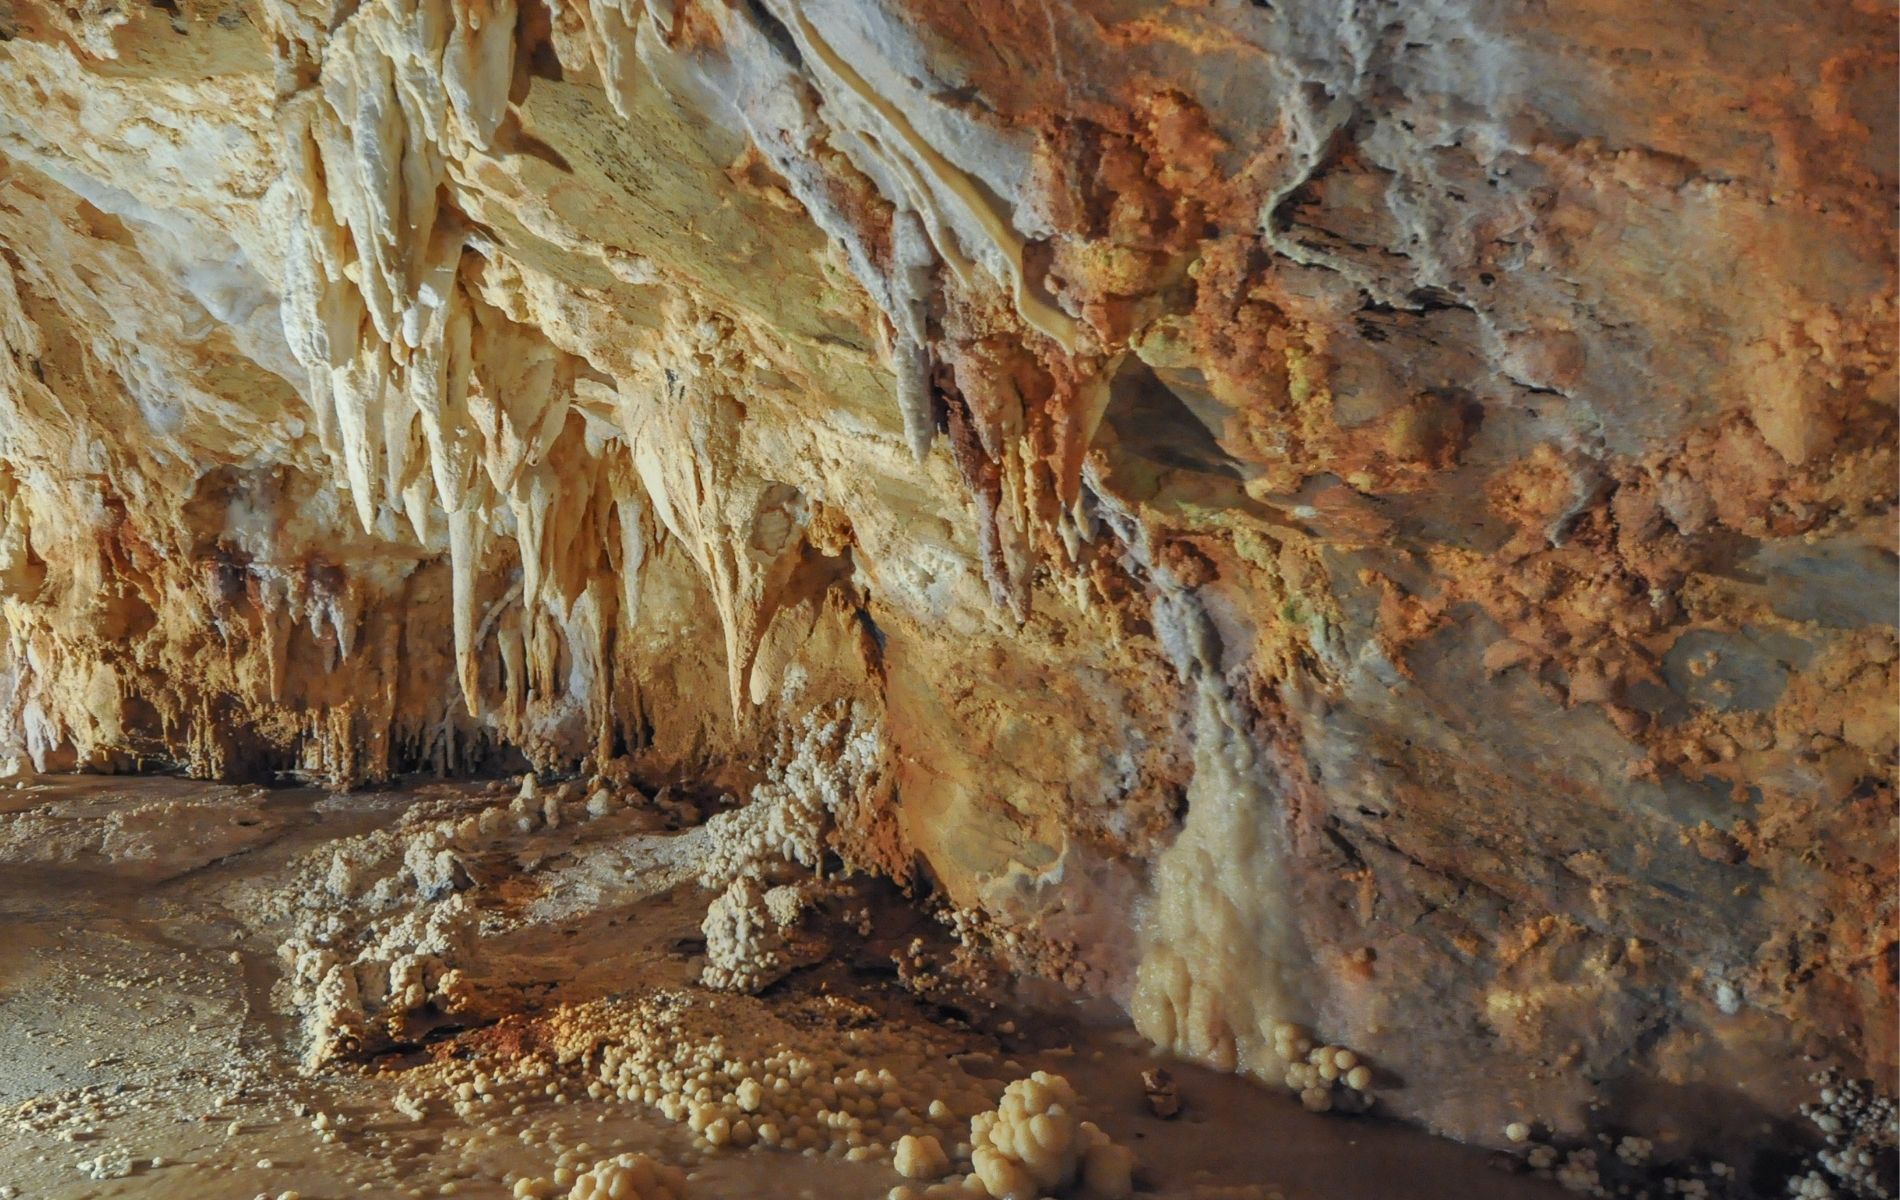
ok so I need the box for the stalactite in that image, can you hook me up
[0,0,1889,1171]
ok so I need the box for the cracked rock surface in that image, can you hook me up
[0,0,1893,1183]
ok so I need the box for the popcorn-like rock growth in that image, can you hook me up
[0,0,1890,1170]
[970,1072,1133,1200]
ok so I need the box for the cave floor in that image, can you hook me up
[0,775,1563,1200]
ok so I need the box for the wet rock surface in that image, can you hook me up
[0,775,1577,1200]
[0,0,1893,1190]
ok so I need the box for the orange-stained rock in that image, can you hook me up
[0,0,1891,1173]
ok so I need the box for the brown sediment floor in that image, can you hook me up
[0,775,1562,1200]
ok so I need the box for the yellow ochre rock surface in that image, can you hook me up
[0,0,1892,1167]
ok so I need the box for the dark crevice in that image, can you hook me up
[743,0,804,72]
[1100,360,1242,479]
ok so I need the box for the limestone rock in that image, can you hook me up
[0,0,1892,1169]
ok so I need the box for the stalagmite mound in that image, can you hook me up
[0,0,1893,1194]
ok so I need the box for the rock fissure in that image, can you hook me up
[0,0,1894,1194]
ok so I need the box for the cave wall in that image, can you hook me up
[0,0,1893,1158]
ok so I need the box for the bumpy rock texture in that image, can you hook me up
[0,0,1893,1165]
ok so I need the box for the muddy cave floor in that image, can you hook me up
[0,774,1572,1200]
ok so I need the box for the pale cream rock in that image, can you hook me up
[0,0,1888,1167]
[894,1133,951,1181]
[1131,585,1306,1080]
[968,1072,1132,1200]
[565,1152,688,1200]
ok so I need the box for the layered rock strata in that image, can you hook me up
[0,0,1893,1169]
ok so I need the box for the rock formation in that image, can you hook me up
[0,0,1893,1177]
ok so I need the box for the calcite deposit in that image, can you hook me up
[0,0,1894,1194]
